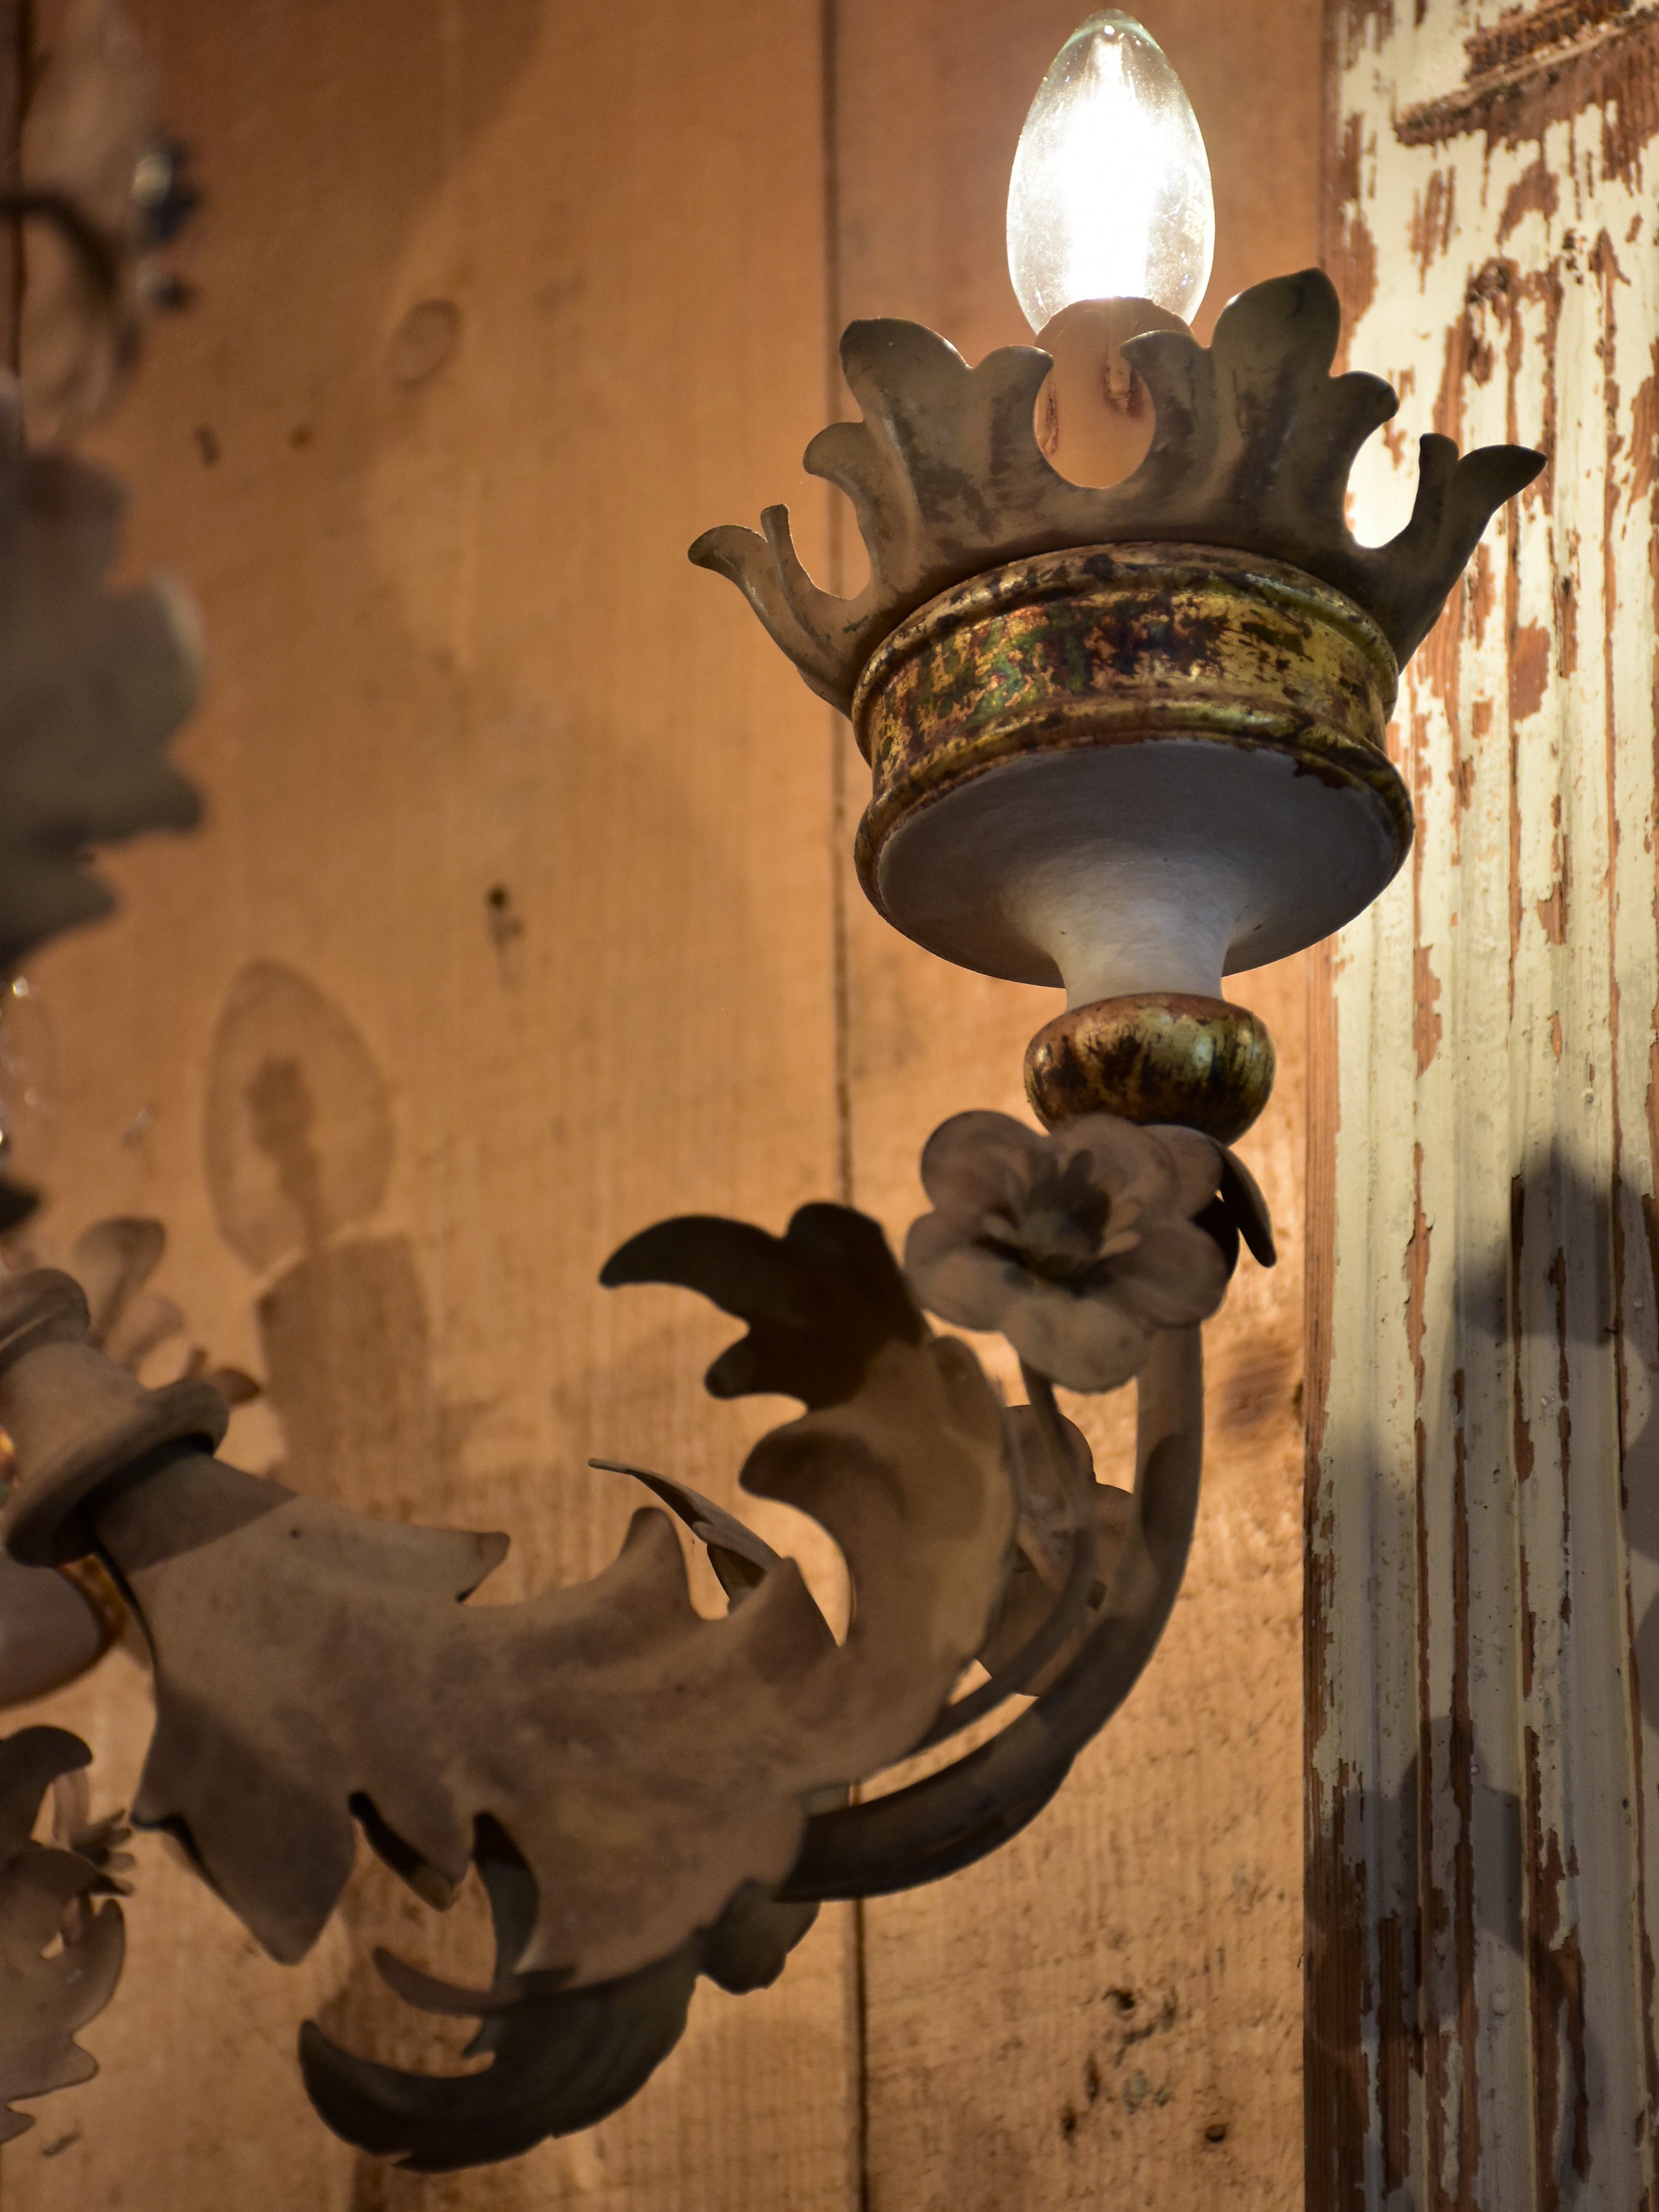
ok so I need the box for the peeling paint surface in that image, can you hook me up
[1312,2,1659,2203]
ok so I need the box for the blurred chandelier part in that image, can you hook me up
[0,1552,112,1707]
[0,977,56,1183]
[1006,9,1214,333]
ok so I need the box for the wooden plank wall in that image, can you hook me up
[1311,2,1659,2202]
[0,2,1317,2205]
[7,8,850,2208]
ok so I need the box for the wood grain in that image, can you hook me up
[0,2,857,2205]
[1311,3,1659,2199]
[828,3,1321,2204]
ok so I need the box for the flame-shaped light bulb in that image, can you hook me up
[1007,11,1213,335]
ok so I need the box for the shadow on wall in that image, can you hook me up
[1309,1730,1598,2210]
[201,958,490,1521]
[202,956,520,2155]
[1308,1150,1659,2209]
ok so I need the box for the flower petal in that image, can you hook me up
[903,1213,1023,1333]
[1053,1115,1194,1239]
[1108,1215,1229,1328]
[1050,1113,1179,1210]
[917,1112,1048,1226]
[1144,1125,1225,1218]
[1000,1278,1154,1393]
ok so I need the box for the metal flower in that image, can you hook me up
[903,1110,1228,1391]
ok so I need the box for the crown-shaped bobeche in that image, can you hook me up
[691,269,1544,714]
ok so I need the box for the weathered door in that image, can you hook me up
[1313,3,1659,2203]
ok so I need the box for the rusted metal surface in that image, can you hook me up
[852,540,1408,878]
[1312,0,1659,2199]
[1025,990,1278,1142]
[842,535,1420,1060]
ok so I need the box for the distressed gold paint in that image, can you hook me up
[853,541,1409,910]
[1025,992,1276,1141]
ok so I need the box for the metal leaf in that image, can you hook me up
[600,1201,924,1404]
[915,1389,1104,1750]
[782,1325,1205,1901]
[952,1398,1128,1718]
[1217,1145,1276,1269]
[692,269,1544,712]
[50,1766,134,1892]
[299,1952,697,2172]
[298,1870,816,2173]
[0,1726,124,2144]
[0,1550,112,1707]
[69,1215,186,1371]
[52,1206,1011,1990]
[17,0,184,440]
[589,1457,784,1606]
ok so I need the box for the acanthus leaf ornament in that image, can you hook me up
[0,1209,1014,1989]
[0,1151,1231,2164]
[298,1870,818,2172]
[244,1177,1225,2165]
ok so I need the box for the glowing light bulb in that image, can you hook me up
[1007,11,1214,335]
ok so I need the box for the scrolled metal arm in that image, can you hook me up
[782,1323,1204,1900]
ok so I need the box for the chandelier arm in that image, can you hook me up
[779,1323,1202,1902]
[908,1366,1102,1753]
[908,1517,1095,1754]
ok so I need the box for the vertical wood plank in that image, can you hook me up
[1311,3,1659,2200]
[828,4,1322,2204]
[1,3,859,2206]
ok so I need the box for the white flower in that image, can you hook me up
[903,1110,1229,1392]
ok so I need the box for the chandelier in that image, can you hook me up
[0,9,1540,2174]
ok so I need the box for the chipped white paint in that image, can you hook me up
[1312,2,1659,2203]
